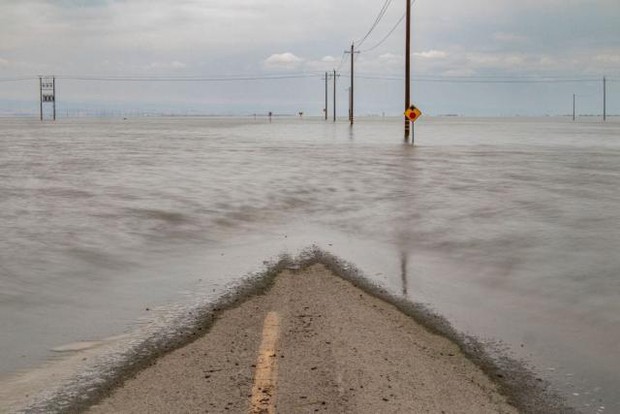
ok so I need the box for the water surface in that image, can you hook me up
[1,116,618,412]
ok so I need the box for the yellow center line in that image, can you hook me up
[249,311,280,414]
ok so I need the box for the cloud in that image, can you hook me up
[320,56,338,63]
[304,55,341,71]
[414,50,448,59]
[0,0,617,115]
[376,53,403,69]
[263,53,304,70]
[350,53,403,74]
[441,68,477,77]
[595,54,620,64]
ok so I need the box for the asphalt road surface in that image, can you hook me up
[87,264,518,414]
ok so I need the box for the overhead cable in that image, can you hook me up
[336,51,348,72]
[355,0,394,48]
[360,0,416,53]
[0,76,36,82]
[357,74,609,83]
[57,73,321,82]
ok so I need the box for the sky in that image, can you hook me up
[1,0,619,116]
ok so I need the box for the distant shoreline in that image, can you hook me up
[1,113,618,119]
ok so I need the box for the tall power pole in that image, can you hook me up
[39,77,43,121]
[324,72,329,120]
[349,87,352,125]
[53,76,56,120]
[573,94,576,121]
[404,0,412,142]
[345,43,359,125]
[350,43,354,125]
[333,69,338,122]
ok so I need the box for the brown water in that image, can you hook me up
[1,116,619,413]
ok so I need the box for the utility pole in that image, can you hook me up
[603,76,607,122]
[52,76,56,121]
[573,94,576,121]
[39,76,43,121]
[404,0,412,143]
[324,72,328,120]
[345,43,360,125]
[348,87,352,124]
[333,69,338,122]
[350,43,354,125]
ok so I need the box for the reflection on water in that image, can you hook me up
[0,117,619,412]
[400,251,408,296]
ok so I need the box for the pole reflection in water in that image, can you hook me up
[400,251,408,296]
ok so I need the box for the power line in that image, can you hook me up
[1,73,327,83]
[58,73,321,82]
[360,0,416,53]
[336,51,348,72]
[357,74,609,83]
[0,76,35,83]
[355,0,394,48]
[3,73,615,84]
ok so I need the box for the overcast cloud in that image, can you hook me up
[1,0,619,116]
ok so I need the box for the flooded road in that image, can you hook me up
[1,116,619,412]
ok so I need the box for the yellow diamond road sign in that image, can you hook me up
[404,105,422,122]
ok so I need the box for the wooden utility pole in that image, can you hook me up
[349,87,352,124]
[404,0,412,143]
[333,69,337,122]
[347,43,359,125]
[52,76,56,121]
[573,94,576,121]
[324,72,328,120]
[39,76,43,121]
[349,43,355,125]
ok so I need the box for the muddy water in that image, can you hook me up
[1,117,618,412]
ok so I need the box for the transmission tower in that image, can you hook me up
[39,76,56,121]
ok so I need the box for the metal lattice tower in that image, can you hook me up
[39,76,56,121]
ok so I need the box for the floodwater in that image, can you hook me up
[1,117,619,412]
